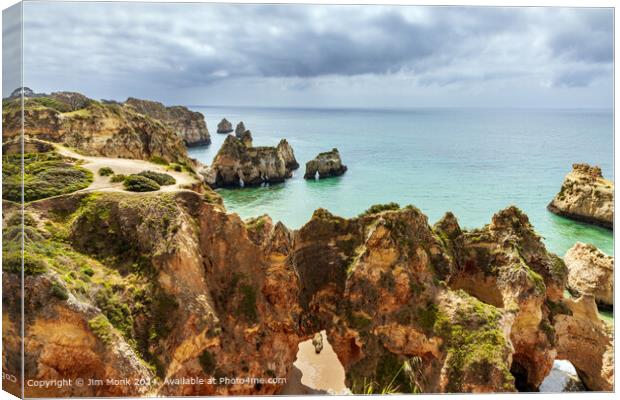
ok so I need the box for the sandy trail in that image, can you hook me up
[53,144,201,193]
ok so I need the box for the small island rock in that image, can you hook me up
[217,118,233,133]
[564,242,613,309]
[548,163,613,229]
[235,121,247,137]
[304,148,347,179]
[209,135,299,188]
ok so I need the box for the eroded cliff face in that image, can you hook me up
[548,164,614,229]
[554,295,613,391]
[3,190,302,397]
[208,136,299,188]
[2,192,612,396]
[125,98,211,146]
[564,243,613,309]
[2,92,190,163]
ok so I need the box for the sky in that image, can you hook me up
[2,2,614,108]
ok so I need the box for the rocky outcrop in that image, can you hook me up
[2,91,190,164]
[548,164,613,229]
[217,118,233,133]
[3,190,612,396]
[277,139,299,170]
[554,295,613,391]
[3,190,300,397]
[235,121,247,137]
[564,243,613,309]
[238,130,253,148]
[125,97,211,146]
[304,148,347,179]
[208,136,299,188]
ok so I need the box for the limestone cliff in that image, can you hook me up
[2,91,189,163]
[125,97,211,146]
[564,243,613,309]
[208,136,299,188]
[2,192,612,396]
[548,164,613,229]
[304,148,347,179]
[554,295,613,391]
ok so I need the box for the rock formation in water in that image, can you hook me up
[207,135,299,188]
[217,118,233,133]
[304,148,348,179]
[548,164,613,229]
[3,187,614,396]
[124,97,211,146]
[564,243,613,309]
[2,90,190,163]
[235,121,247,137]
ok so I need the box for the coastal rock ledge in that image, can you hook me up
[207,135,299,188]
[547,163,613,229]
[304,148,347,179]
[564,242,613,309]
[217,118,233,133]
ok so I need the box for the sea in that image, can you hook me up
[188,106,613,257]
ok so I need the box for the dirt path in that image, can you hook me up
[53,144,201,193]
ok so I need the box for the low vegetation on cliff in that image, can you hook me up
[2,150,93,202]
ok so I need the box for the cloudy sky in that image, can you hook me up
[3,2,614,108]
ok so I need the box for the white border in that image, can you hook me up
[0,2,616,400]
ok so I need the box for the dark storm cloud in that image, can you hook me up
[16,2,613,106]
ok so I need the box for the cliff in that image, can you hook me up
[2,91,190,164]
[125,97,211,146]
[207,136,299,188]
[564,243,613,309]
[304,148,347,179]
[3,189,611,396]
[548,164,613,229]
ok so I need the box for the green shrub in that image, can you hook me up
[110,174,127,183]
[2,152,93,202]
[98,167,114,176]
[149,156,168,165]
[50,282,69,301]
[169,163,183,172]
[359,202,401,217]
[123,175,160,192]
[137,170,176,186]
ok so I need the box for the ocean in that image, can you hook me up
[188,106,613,257]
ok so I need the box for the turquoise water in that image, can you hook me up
[188,107,613,257]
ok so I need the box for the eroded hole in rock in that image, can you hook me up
[510,359,539,392]
[539,360,586,393]
[279,331,349,395]
[448,273,504,308]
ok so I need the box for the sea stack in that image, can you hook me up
[547,163,613,229]
[564,242,613,309]
[235,121,247,137]
[208,135,299,188]
[304,148,347,179]
[217,118,233,133]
